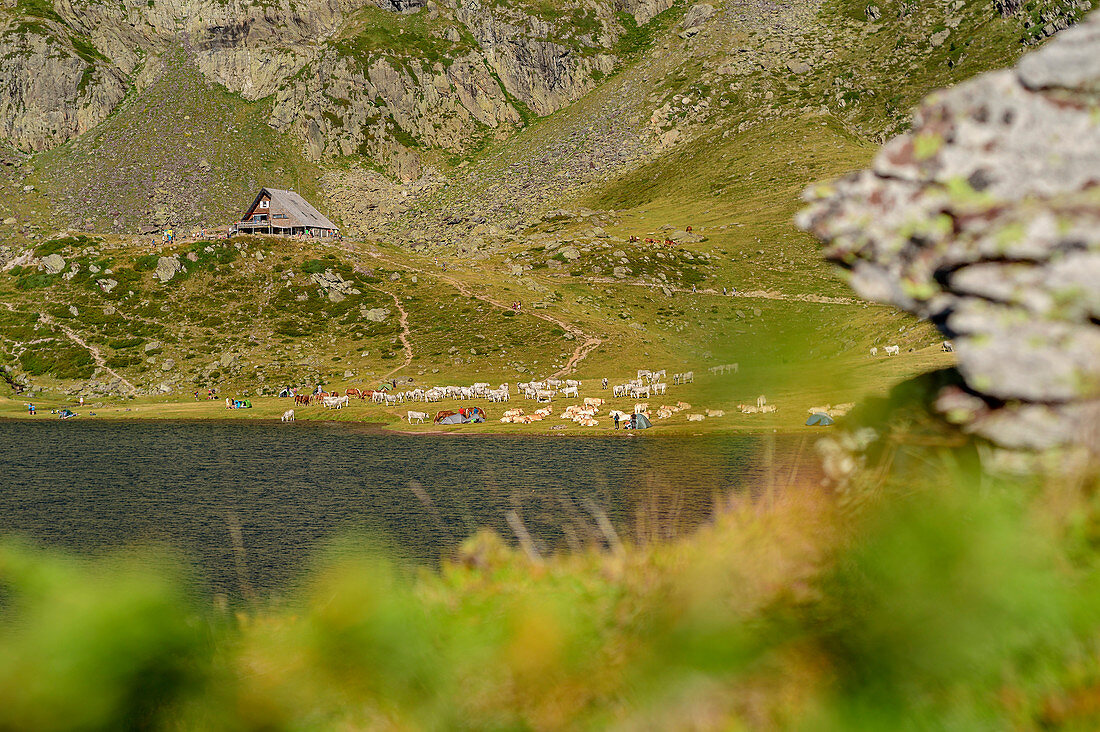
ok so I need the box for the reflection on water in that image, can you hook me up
[0,421,812,599]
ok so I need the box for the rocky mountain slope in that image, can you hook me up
[0,0,1091,236]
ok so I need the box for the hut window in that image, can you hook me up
[260,200,270,209]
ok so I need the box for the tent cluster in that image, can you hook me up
[434,407,486,425]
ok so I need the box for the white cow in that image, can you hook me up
[281,409,295,422]
[870,347,879,357]
[631,385,651,399]
[560,385,579,398]
[885,345,900,356]
[634,403,649,414]
[756,395,767,408]
[942,340,954,352]
[323,395,350,409]
[652,382,667,396]
[407,410,429,424]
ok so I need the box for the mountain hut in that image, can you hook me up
[232,188,338,238]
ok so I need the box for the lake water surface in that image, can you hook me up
[0,421,809,599]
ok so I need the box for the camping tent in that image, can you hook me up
[435,410,457,424]
[805,412,834,426]
[438,413,466,425]
[459,407,486,423]
[629,413,652,429]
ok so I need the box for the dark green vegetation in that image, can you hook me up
[335,4,477,72]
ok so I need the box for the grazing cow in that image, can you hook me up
[560,386,579,398]
[613,384,628,398]
[942,340,954,352]
[756,395,767,408]
[634,403,649,414]
[884,345,900,356]
[536,389,555,403]
[346,388,361,398]
[281,409,295,422]
[682,371,694,384]
[407,410,429,424]
[652,383,667,396]
[870,347,879,357]
[631,385,651,399]
[323,395,349,409]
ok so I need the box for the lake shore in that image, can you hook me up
[0,394,821,436]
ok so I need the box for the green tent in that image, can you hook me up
[806,412,834,426]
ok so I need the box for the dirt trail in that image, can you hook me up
[341,244,604,378]
[5,303,139,394]
[579,277,858,305]
[367,285,414,380]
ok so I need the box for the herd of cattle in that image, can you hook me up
[871,341,953,357]
[276,367,727,426]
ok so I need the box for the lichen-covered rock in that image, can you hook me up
[797,13,1100,450]
[154,256,183,282]
[40,254,66,274]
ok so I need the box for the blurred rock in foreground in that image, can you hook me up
[797,12,1100,451]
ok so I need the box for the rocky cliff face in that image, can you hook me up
[0,0,657,176]
[0,19,128,152]
[798,12,1100,450]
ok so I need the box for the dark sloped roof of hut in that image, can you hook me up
[244,188,338,230]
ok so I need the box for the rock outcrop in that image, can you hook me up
[0,0,645,175]
[798,13,1100,450]
[0,24,127,152]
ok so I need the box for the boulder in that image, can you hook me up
[363,307,390,322]
[41,254,65,274]
[97,278,117,293]
[155,256,183,282]
[797,11,1100,450]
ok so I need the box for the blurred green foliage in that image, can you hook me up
[3,453,1100,729]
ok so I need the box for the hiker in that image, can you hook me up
[79,396,84,407]
[613,412,619,430]
[723,287,728,296]
[28,403,35,415]
[602,377,608,389]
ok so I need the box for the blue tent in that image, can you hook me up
[805,412,834,426]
